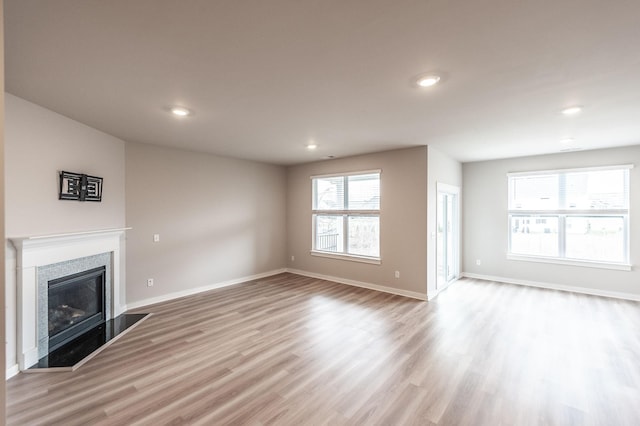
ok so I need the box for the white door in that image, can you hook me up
[436,183,460,289]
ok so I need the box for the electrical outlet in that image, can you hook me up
[476,259,482,266]
[291,255,295,262]
[147,278,154,287]
[394,271,400,279]
[153,234,160,242]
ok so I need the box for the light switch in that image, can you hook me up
[153,234,160,242]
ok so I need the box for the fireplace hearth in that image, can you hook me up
[31,313,149,370]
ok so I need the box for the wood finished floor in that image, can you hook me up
[7,273,640,425]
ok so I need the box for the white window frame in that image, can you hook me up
[506,164,633,271]
[311,170,381,264]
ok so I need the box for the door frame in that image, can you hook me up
[436,182,461,290]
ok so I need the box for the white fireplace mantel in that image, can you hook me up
[11,227,130,370]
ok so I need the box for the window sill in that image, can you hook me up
[310,250,381,265]
[507,254,631,271]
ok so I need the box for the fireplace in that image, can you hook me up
[48,266,106,352]
[11,228,128,371]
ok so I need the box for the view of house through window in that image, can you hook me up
[508,166,631,266]
[312,171,380,259]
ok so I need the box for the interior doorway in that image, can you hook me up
[436,183,460,290]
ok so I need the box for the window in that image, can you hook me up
[507,165,632,268]
[312,171,380,261]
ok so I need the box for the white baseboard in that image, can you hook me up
[286,268,427,301]
[20,348,40,372]
[126,268,287,310]
[461,272,640,302]
[6,364,20,380]
[127,267,427,312]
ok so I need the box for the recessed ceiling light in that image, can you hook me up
[307,143,317,150]
[561,106,582,115]
[416,74,441,87]
[560,138,575,144]
[170,106,191,116]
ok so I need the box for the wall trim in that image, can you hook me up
[286,268,427,301]
[6,364,19,380]
[126,267,428,313]
[125,268,287,311]
[461,272,640,302]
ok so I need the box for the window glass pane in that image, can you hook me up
[564,170,628,210]
[510,215,559,257]
[565,216,625,262]
[348,216,379,257]
[315,215,344,252]
[313,177,344,210]
[312,172,381,260]
[510,175,559,210]
[348,174,380,210]
[508,167,629,264]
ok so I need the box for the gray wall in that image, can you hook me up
[4,93,126,373]
[286,147,428,296]
[463,145,640,297]
[5,94,126,237]
[125,142,287,306]
[427,146,462,297]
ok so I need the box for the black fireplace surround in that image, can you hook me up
[48,266,106,352]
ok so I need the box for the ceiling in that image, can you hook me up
[5,0,640,165]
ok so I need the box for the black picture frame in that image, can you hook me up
[59,171,103,202]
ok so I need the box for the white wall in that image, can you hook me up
[125,142,287,307]
[286,147,428,298]
[463,146,640,298]
[427,146,462,298]
[4,93,126,375]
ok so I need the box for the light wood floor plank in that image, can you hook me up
[7,273,640,425]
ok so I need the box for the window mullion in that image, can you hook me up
[558,214,566,258]
[343,176,349,254]
[557,174,565,259]
[624,215,630,263]
[343,214,349,254]
[558,173,566,209]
